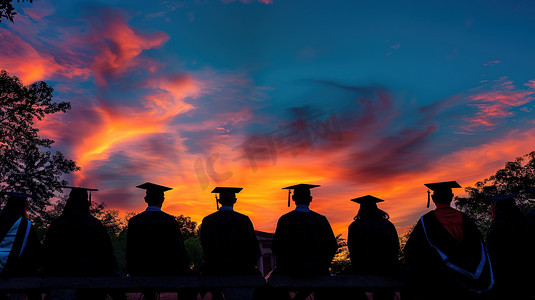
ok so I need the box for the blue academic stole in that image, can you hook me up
[0,217,31,272]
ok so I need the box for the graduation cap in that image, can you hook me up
[136,182,172,193]
[484,193,517,203]
[0,192,37,198]
[350,195,384,205]
[0,191,37,199]
[282,184,320,207]
[63,186,98,205]
[211,187,242,209]
[424,181,461,208]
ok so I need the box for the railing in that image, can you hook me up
[0,275,407,299]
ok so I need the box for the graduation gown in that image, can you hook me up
[404,211,493,299]
[486,211,535,299]
[126,210,188,276]
[271,210,337,276]
[44,215,118,276]
[0,217,41,277]
[200,210,261,275]
[347,218,399,276]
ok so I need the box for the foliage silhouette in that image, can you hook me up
[0,70,79,216]
[455,151,535,234]
[330,233,350,274]
[176,214,198,239]
[0,0,31,23]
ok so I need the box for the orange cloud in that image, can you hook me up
[0,31,89,84]
[71,90,198,183]
[1,8,170,86]
[87,13,169,85]
[154,118,535,239]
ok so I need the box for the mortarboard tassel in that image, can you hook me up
[427,189,430,208]
[288,190,291,207]
[216,195,219,210]
[89,191,92,206]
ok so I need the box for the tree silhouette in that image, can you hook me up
[330,234,350,274]
[176,214,198,239]
[0,70,79,215]
[0,0,31,23]
[455,151,535,234]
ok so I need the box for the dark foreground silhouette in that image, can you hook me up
[199,187,262,300]
[44,187,120,300]
[347,195,400,300]
[267,184,337,300]
[2,179,535,300]
[0,192,41,300]
[127,182,191,300]
[484,193,535,300]
[404,181,494,300]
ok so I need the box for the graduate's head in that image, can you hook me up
[424,181,461,207]
[5,196,27,214]
[136,182,172,207]
[484,193,518,220]
[212,187,242,208]
[351,195,390,220]
[431,188,454,204]
[68,188,89,203]
[145,190,165,206]
[0,192,34,234]
[0,192,32,218]
[63,188,90,217]
[283,184,320,207]
[292,188,312,205]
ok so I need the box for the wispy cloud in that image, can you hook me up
[0,30,90,83]
[462,77,535,131]
[483,60,501,66]
[221,0,273,4]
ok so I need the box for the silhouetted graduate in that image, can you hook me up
[404,181,494,300]
[348,195,399,276]
[200,187,261,275]
[523,186,535,224]
[484,193,535,299]
[0,192,41,278]
[271,184,337,277]
[44,187,118,300]
[126,182,189,276]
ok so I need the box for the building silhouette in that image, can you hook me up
[255,231,276,276]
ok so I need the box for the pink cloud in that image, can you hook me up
[84,12,169,85]
[525,80,535,89]
[483,60,501,66]
[22,2,55,21]
[143,74,201,119]
[462,79,535,131]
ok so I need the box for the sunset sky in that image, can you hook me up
[2,0,535,237]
